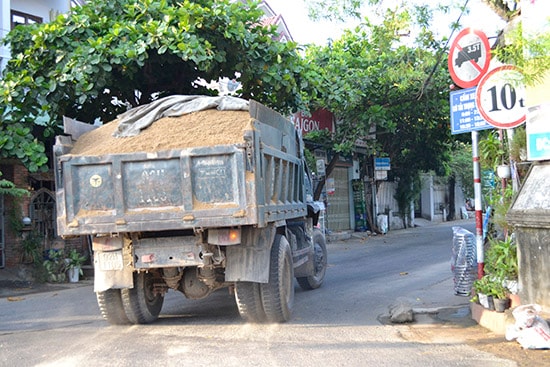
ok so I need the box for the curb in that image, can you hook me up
[470,302,515,335]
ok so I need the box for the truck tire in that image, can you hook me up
[121,272,164,324]
[260,234,294,323]
[235,282,266,323]
[297,228,328,290]
[96,289,131,325]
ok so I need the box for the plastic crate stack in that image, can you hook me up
[451,226,477,296]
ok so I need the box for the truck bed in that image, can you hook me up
[55,100,307,236]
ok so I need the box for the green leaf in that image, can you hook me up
[126,49,136,58]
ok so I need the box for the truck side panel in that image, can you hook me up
[252,117,306,227]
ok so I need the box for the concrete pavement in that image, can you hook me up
[0,218,522,336]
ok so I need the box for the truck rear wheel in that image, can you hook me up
[297,228,328,290]
[121,272,164,324]
[235,282,266,323]
[260,234,294,323]
[96,289,130,325]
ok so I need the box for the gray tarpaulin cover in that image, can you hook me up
[113,95,250,137]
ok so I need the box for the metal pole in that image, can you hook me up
[471,131,484,279]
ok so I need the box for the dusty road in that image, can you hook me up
[1,220,548,366]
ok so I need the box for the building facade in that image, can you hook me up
[0,1,84,269]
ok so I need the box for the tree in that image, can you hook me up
[307,0,518,22]
[0,0,305,186]
[302,4,454,224]
[303,0,548,225]
[308,0,549,84]
[480,0,519,21]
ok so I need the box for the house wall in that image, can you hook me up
[516,228,550,311]
[1,1,78,268]
[419,173,468,222]
[0,1,11,70]
[420,174,434,220]
[1,0,70,70]
[10,0,70,22]
[454,177,467,219]
[1,163,31,267]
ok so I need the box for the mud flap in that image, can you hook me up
[93,237,134,292]
[225,225,275,283]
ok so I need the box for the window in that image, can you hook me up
[11,10,42,29]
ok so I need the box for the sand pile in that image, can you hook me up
[69,109,253,156]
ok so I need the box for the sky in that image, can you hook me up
[265,0,506,46]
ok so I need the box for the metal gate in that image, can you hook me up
[29,188,56,250]
[326,167,351,231]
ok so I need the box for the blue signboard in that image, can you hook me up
[528,132,550,160]
[374,157,390,170]
[526,104,550,161]
[450,87,492,135]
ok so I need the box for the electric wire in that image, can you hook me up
[417,0,471,99]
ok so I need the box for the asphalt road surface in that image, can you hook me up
[1,219,546,366]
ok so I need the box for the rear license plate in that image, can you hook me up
[97,251,123,271]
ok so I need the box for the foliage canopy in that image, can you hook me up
[302,3,454,217]
[0,0,305,178]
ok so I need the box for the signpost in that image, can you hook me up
[448,28,491,89]
[476,65,526,129]
[448,28,493,279]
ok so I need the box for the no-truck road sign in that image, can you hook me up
[448,28,491,89]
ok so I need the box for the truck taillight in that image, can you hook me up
[208,228,241,245]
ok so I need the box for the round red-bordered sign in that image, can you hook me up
[448,28,491,89]
[475,65,526,129]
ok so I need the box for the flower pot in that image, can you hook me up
[478,293,495,310]
[497,164,511,179]
[494,297,510,313]
[509,293,521,308]
[67,266,80,283]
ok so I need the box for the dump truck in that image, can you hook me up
[54,96,327,324]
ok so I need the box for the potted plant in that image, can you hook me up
[20,230,43,265]
[66,249,87,283]
[473,276,495,310]
[490,279,510,313]
[473,275,511,312]
[43,249,68,283]
[485,236,518,293]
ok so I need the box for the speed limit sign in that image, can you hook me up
[476,65,526,129]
